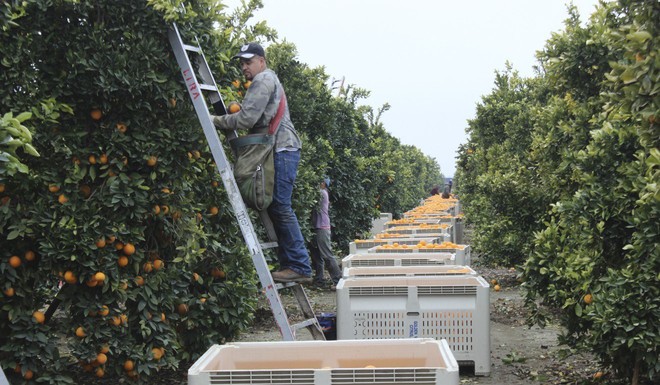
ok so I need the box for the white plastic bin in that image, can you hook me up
[188,339,459,385]
[336,276,490,376]
[343,265,477,278]
[342,253,458,268]
[367,245,471,266]
[349,237,440,255]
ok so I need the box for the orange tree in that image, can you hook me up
[0,1,262,383]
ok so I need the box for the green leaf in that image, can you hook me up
[626,31,651,43]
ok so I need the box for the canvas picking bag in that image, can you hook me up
[229,87,287,211]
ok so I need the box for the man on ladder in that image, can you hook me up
[211,43,312,284]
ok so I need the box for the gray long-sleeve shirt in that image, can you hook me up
[213,68,302,151]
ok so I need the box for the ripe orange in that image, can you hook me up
[94,272,106,282]
[168,98,177,108]
[153,259,164,270]
[160,312,166,322]
[120,314,128,324]
[143,262,153,273]
[118,255,129,267]
[116,122,127,133]
[243,81,252,89]
[584,293,593,305]
[152,205,161,215]
[107,235,116,243]
[86,278,98,287]
[99,153,108,164]
[490,279,498,285]
[146,156,158,167]
[114,241,124,251]
[231,79,241,88]
[96,353,107,365]
[152,347,164,360]
[160,205,169,214]
[110,316,121,326]
[24,250,36,262]
[228,102,241,114]
[3,287,15,297]
[23,369,33,380]
[90,108,103,121]
[64,270,77,284]
[593,371,603,380]
[200,297,207,304]
[211,180,219,187]
[134,276,145,286]
[32,311,46,324]
[99,305,110,317]
[95,238,106,248]
[88,155,97,165]
[494,284,501,292]
[123,243,136,256]
[9,255,21,268]
[211,267,226,279]
[95,367,104,378]
[192,272,200,282]
[58,194,68,204]
[123,359,135,372]
[75,326,86,338]
[192,150,201,159]
[48,184,60,193]
[209,206,219,215]
[177,303,189,315]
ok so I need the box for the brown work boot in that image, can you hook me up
[271,268,312,284]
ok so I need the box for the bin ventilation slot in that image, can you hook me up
[421,311,474,353]
[351,311,407,337]
[349,287,407,296]
[331,368,437,384]
[352,260,395,267]
[211,370,315,384]
[401,259,445,266]
[418,286,476,295]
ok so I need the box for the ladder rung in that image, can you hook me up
[260,241,278,249]
[183,44,201,53]
[291,318,318,331]
[199,84,218,92]
[275,282,298,290]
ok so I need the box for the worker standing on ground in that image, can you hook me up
[311,177,342,289]
[211,43,312,283]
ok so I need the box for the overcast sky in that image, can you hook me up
[226,0,601,177]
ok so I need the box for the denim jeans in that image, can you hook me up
[267,150,312,276]
[310,228,342,284]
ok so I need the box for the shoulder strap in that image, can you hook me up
[268,87,287,135]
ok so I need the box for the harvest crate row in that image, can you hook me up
[188,196,482,384]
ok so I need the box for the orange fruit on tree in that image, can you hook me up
[160,205,169,214]
[114,241,124,251]
[211,267,226,279]
[64,270,77,284]
[3,287,15,297]
[88,155,97,165]
[192,272,200,282]
[152,205,161,215]
[100,345,110,354]
[32,311,46,324]
[98,305,110,317]
[243,81,252,88]
[86,278,98,287]
[494,284,501,292]
[192,150,201,159]
[95,238,106,248]
[9,255,21,268]
[231,79,241,88]
[123,243,135,255]
[48,184,60,193]
[75,326,86,338]
[90,108,103,121]
[23,369,33,380]
[123,359,135,372]
[110,316,121,326]
[142,262,153,273]
[94,272,106,282]
[209,206,219,216]
[96,353,107,365]
[152,259,164,270]
[146,156,158,167]
[116,122,127,133]
[120,314,128,324]
[134,276,145,286]
[117,255,129,267]
[58,194,68,204]
[24,250,36,262]
[95,367,104,378]
[177,303,188,315]
[151,347,164,360]
[584,293,593,305]
[99,153,108,164]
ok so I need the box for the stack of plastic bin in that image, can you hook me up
[349,237,441,255]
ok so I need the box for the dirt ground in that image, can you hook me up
[236,265,603,385]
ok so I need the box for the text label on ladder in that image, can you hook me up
[182,68,201,100]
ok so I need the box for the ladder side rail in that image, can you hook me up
[168,24,295,341]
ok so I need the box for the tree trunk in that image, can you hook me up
[631,357,640,385]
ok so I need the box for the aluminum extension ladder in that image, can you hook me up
[168,23,324,341]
